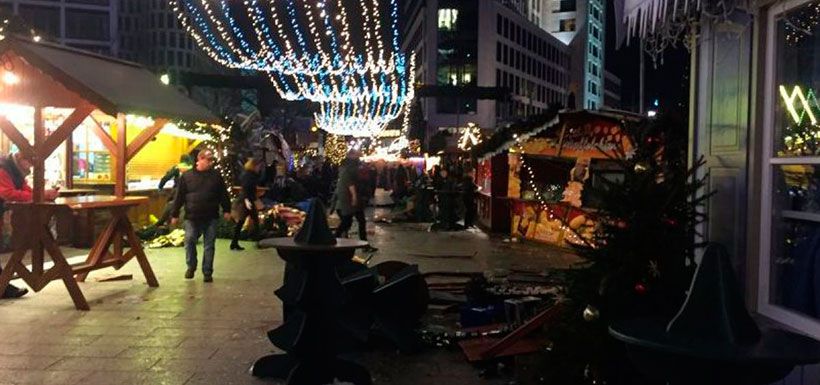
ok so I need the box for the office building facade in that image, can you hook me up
[0,0,118,55]
[402,0,570,135]
[526,0,607,110]
[118,0,212,77]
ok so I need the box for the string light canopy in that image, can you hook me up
[171,0,415,138]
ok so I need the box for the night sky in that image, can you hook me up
[605,1,690,115]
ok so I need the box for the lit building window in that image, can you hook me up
[438,9,458,31]
[559,19,576,32]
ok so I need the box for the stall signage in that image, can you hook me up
[522,120,631,159]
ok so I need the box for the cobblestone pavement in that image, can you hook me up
[0,210,577,385]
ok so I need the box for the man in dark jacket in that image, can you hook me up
[0,152,58,299]
[333,150,377,252]
[170,149,232,282]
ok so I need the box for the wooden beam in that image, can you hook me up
[32,107,45,203]
[88,115,117,153]
[114,114,127,198]
[41,103,94,157]
[0,116,34,158]
[126,118,168,162]
[64,140,73,189]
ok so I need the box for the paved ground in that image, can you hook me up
[0,210,577,385]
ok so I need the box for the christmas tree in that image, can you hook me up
[543,112,712,384]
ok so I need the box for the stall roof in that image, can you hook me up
[0,36,219,123]
[472,107,561,160]
[473,109,643,160]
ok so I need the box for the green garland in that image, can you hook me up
[175,118,239,193]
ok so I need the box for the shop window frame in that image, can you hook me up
[759,0,820,339]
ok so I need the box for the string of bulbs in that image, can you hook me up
[171,0,415,138]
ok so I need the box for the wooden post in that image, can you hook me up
[32,106,45,203]
[115,113,127,198]
[65,140,73,189]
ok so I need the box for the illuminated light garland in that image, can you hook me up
[172,0,415,138]
[458,123,483,151]
[324,133,348,165]
[511,134,595,246]
[780,85,820,125]
[309,55,415,138]
[171,0,407,83]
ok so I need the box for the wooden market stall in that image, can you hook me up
[472,108,561,234]
[0,36,219,310]
[475,109,641,247]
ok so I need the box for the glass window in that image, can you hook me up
[559,18,576,32]
[438,8,458,31]
[18,5,60,37]
[766,0,820,326]
[66,9,111,40]
[558,0,576,12]
[436,65,477,86]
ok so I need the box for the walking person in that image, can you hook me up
[170,149,232,283]
[231,158,262,251]
[0,152,59,299]
[333,150,377,252]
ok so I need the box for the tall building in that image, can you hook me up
[118,0,238,115]
[402,0,570,135]
[540,0,606,110]
[118,0,207,78]
[0,0,119,55]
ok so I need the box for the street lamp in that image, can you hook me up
[160,73,170,86]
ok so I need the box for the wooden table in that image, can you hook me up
[0,195,158,310]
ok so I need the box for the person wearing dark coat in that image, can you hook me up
[333,151,378,252]
[231,158,263,251]
[170,149,232,282]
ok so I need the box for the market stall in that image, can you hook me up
[472,108,561,233]
[475,110,640,247]
[0,36,219,310]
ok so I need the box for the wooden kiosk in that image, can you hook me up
[0,36,219,310]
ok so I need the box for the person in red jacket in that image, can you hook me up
[0,152,58,299]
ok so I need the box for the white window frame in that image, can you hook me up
[758,0,820,339]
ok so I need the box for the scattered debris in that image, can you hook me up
[146,228,185,248]
[459,302,565,362]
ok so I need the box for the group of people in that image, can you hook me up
[0,146,481,300]
[385,163,479,229]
